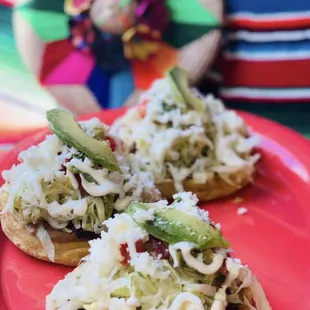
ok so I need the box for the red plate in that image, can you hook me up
[1,109,310,310]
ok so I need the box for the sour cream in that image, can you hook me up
[169,242,225,275]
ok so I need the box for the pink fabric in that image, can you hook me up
[42,51,94,85]
[0,0,13,7]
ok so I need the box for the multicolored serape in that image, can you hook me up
[0,0,222,154]
[12,0,222,112]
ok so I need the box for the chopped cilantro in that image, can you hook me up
[73,152,85,160]
[163,102,173,111]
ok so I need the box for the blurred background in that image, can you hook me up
[1,0,310,154]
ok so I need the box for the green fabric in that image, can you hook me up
[0,6,57,112]
[120,0,132,7]
[166,0,219,26]
[164,22,215,48]
[258,111,310,138]
[17,0,65,13]
[17,8,69,42]
[223,102,310,138]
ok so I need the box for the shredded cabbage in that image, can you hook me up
[36,224,55,262]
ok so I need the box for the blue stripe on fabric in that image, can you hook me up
[109,67,134,109]
[227,39,310,54]
[86,65,110,109]
[226,0,310,14]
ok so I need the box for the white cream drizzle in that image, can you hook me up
[211,258,244,310]
[126,296,140,307]
[169,242,225,275]
[81,175,124,197]
[168,292,205,310]
[66,169,79,190]
[47,198,88,217]
[68,157,124,197]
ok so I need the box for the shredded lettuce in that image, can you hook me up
[75,195,116,233]
[36,224,55,262]
[42,177,79,204]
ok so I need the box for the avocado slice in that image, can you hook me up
[125,202,230,249]
[47,109,120,172]
[167,67,205,113]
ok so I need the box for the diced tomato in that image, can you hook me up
[252,299,257,308]
[74,174,84,192]
[219,262,228,277]
[135,239,145,253]
[120,243,130,265]
[106,136,116,152]
[60,158,72,173]
[120,240,145,265]
[57,151,72,172]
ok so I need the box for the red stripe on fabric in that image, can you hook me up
[221,94,310,103]
[228,18,310,30]
[219,59,310,88]
[0,0,13,7]
[40,40,75,84]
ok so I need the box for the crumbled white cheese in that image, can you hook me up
[170,192,212,224]
[79,117,108,137]
[104,213,148,247]
[130,252,170,280]
[237,207,248,215]
[133,208,154,223]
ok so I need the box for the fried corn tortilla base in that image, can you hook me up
[0,191,89,267]
[156,169,254,201]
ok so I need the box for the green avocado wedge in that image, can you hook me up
[167,67,205,113]
[125,202,230,249]
[47,109,120,172]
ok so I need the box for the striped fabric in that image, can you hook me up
[215,0,310,105]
